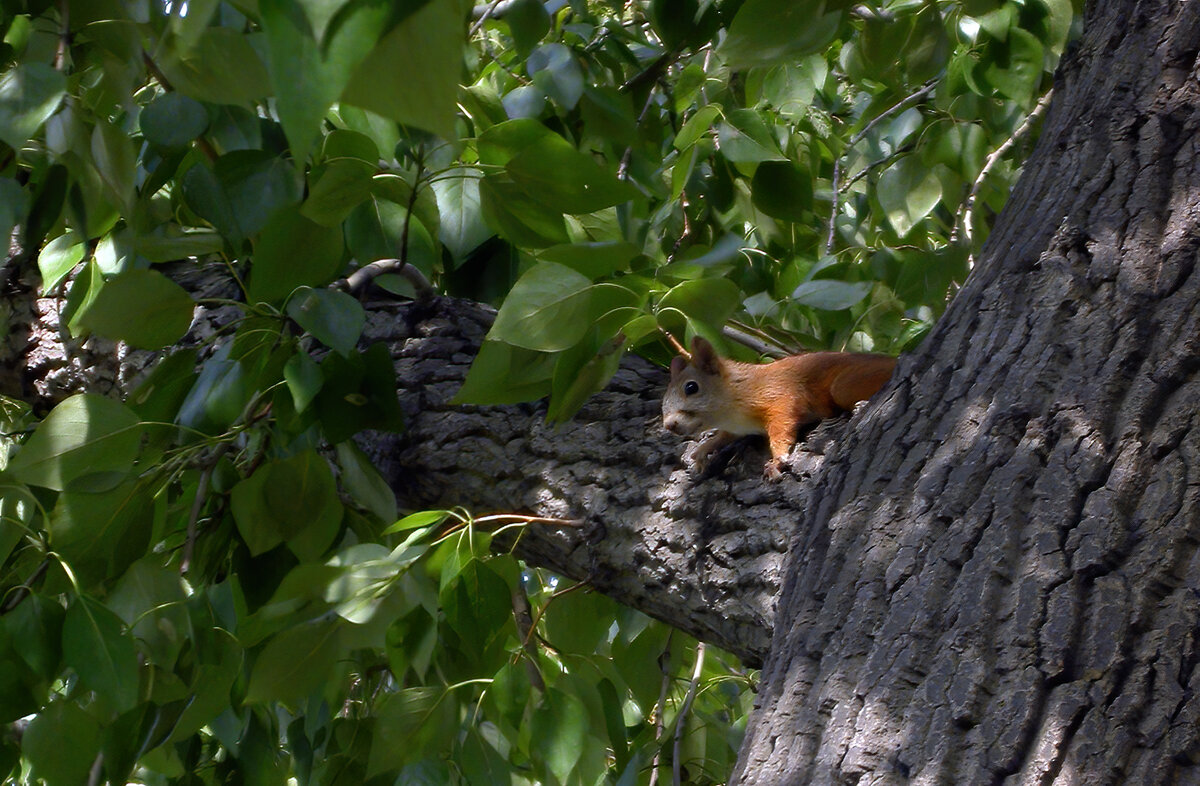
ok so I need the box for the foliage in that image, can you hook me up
[0,0,1075,783]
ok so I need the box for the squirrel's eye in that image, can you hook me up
[683,381,699,395]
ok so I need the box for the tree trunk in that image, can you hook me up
[731,0,1200,781]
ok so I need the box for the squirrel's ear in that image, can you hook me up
[670,355,687,377]
[690,336,720,373]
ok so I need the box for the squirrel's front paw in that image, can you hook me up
[762,457,786,482]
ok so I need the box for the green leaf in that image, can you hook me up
[452,340,557,405]
[716,108,786,163]
[479,173,569,247]
[367,687,457,777]
[8,394,142,491]
[232,451,344,560]
[22,701,103,786]
[37,231,84,293]
[284,350,323,412]
[139,93,209,149]
[751,160,813,221]
[335,441,398,525]
[0,62,66,149]
[157,28,271,104]
[528,43,584,109]
[506,135,640,214]
[248,207,345,304]
[341,0,463,138]
[877,155,942,236]
[133,230,226,263]
[285,286,365,356]
[547,335,626,422]
[490,262,595,351]
[791,279,873,310]
[301,140,378,227]
[245,617,343,704]
[432,168,492,263]
[720,0,844,69]
[532,687,589,785]
[76,269,195,349]
[182,151,303,245]
[259,0,391,161]
[657,277,742,328]
[91,119,137,213]
[382,509,451,535]
[63,595,140,713]
[981,27,1046,104]
[538,241,640,280]
[506,0,551,54]
[48,480,153,584]
[0,179,28,261]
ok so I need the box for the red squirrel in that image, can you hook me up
[661,336,896,480]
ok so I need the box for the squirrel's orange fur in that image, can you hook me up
[662,336,896,479]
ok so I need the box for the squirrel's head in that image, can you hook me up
[661,336,726,436]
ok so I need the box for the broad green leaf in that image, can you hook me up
[158,28,271,104]
[248,207,345,304]
[140,93,209,149]
[539,241,640,280]
[532,687,589,785]
[76,269,195,349]
[432,168,492,263]
[107,559,189,665]
[259,0,390,161]
[452,340,557,405]
[91,119,137,213]
[382,509,451,535]
[22,701,103,786]
[4,592,63,681]
[721,0,844,68]
[37,231,84,293]
[232,451,343,560]
[63,595,140,712]
[335,441,398,525]
[980,27,1046,104]
[751,160,813,221]
[341,0,463,138]
[48,480,153,584]
[528,43,584,109]
[182,151,303,245]
[133,230,225,263]
[0,621,38,723]
[489,261,594,351]
[716,109,786,163]
[674,104,721,150]
[245,617,343,704]
[7,394,142,491]
[657,277,742,328]
[506,135,640,214]
[286,287,365,356]
[479,173,569,247]
[0,62,66,149]
[284,350,323,412]
[506,0,551,54]
[792,279,873,310]
[169,629,242,742]
[301,156,377,226]
[367,687,457,777]
[877,156,943,236]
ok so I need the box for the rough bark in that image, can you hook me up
[356,297,859,667]
[731,0,1200,782]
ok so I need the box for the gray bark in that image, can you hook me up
[731,0,1200,781]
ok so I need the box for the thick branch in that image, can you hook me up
[356,297,863,666]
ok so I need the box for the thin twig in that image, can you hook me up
[510,582,547,693]
[0,559,49,614]
[647,631,674,786]
[53,0,69,71]
[469,0,506,36]
[672,642,705,786]
[958,88,1054,250]
[825,80,937,254]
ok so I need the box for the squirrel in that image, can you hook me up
[661,335,896,480]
